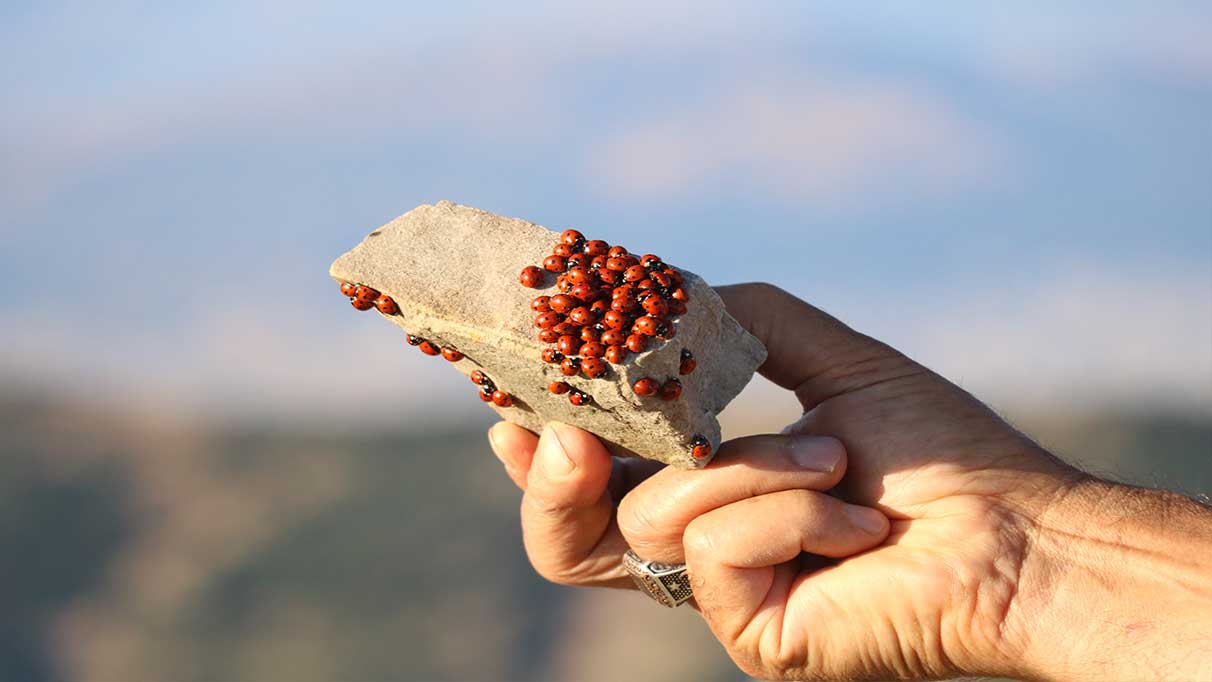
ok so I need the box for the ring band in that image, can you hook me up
[622,550,693,608]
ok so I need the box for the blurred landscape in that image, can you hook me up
[2,383,1209,680]
[2,2,1209,680]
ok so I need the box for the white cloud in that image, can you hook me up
[585,75,1011,206]
[883,265,1212,417]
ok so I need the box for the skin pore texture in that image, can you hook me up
[487,283,1212,681]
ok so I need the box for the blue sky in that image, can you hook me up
[3,2,1209,423]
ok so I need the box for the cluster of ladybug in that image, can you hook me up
[469,369,514,408]
[519,229,696,406]
[341,282,399,315]
[339,279,517,407]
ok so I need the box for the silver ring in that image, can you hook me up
[622,550,693,608]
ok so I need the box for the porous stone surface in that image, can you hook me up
[329,201,766,468]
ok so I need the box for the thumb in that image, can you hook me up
[520,422,630,587]
[715,283,920,409]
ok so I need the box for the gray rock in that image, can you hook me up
[329,201,766,468]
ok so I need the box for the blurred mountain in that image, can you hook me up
[1,385,1208,680]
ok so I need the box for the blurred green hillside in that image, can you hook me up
[2,386,1208,681]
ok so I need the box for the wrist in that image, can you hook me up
[1009,476,1212,681]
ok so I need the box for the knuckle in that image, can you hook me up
[682,517,718,562]
[528,556,583,587]
[616,494,663,546]
[758,637,806,676]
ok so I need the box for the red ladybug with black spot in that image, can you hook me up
[519,266,544,288]
[659,378,682,401]
[581,356,608,379]
[375,295,399,315]
[632,378,659,396]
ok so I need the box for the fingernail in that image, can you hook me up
[788,436,841,472]
[487,424,503,457]
[844,504,887,534]
[487,423,513,469]
[538,423,576,476]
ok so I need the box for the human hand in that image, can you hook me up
[490,283,1212,681]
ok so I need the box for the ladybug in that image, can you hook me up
[557,335,581,356]
[671,287,688,302]
[560,357,581,376]
[580,326,601,343]
[608,245,628,258]
[406,334,423,346]
[679,349,696,375]
[662,268,684,287]
[625,334,648,354]
[542,348,565,364]
[569,390,592,406]
[339,281,358,297]
[632,316,660,336]
[418,341,440,356]
[553,243,574,258]
[611,295,638,313]
[543,255,567,273]
[355,285,380,304]
[568,252,591,268]
[478,387,495,402]
[441,346,463,362]
[641,297,668,317]
[491,390,514,408]
[632,378,659,396]
[605,256,628,272]
[604,345,628,364]
[635,278,655,291]
[659,378,682,401]
[581,356,608,379]
[375,295,399,315]
[566,266,593,286]
[583,239,609,256]
[519,266,544,288]
[669,299,687,316]
[580,341,605,358]
[570,283,596,302]
[641,254,663,269]
[531,296,552,312]
[568,306,596,326]
[548,294,575,314]
[589,299,610,316]
[538,328,560,343]
[549,381,571,395]
[470,369,486,385]
[552,321,581,337]
[597,268,620,285]
[650,271,672,289]
[535,311,563,329]
[589,255,608,271]
[560,229,585,246]
[690,435,711,460]
[556,275,573,293]
[600,328,626,347]
[602,310,629,329]
[351,297,375,311]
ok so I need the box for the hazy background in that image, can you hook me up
[2,2,1209,680]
